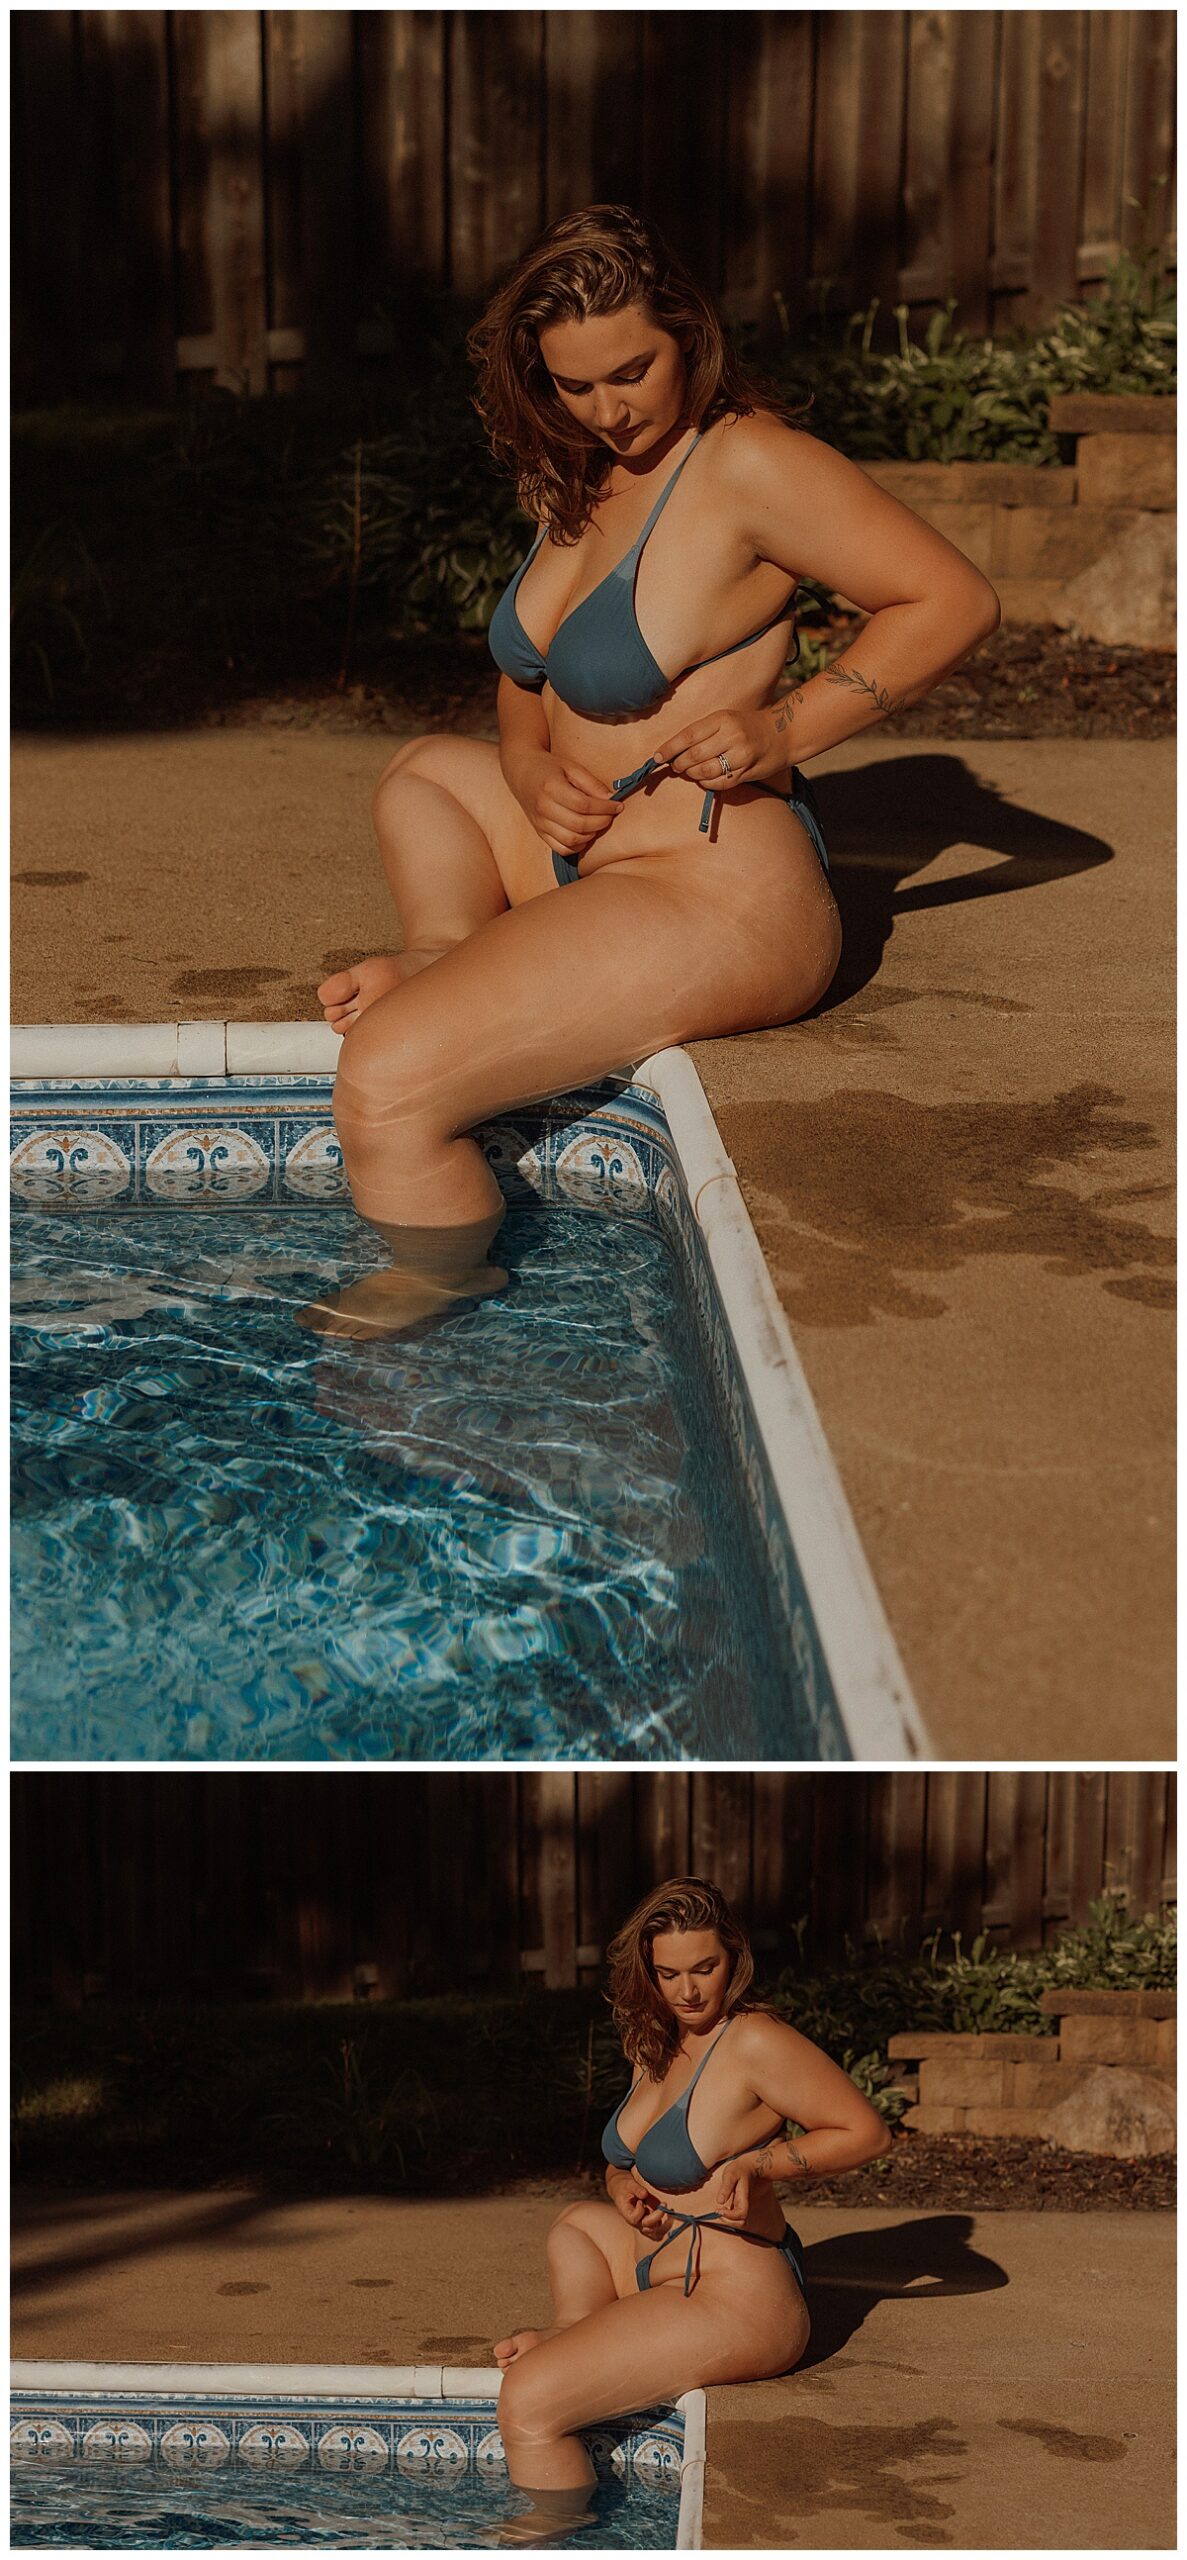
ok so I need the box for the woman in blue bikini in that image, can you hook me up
[491,1876,890,2539]
[310,203,998,1335]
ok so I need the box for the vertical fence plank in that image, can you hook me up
[810,1777,863,1958]
[451,11,546,301]
[904,9,997,327]
[722,12,815,335]
[203,9,269,390]
[990,9,1041,315]
[690,1771,752,1911]
[543,11,642,223]
[1160,1773,1176,1907]
[811,11,904,317]
[640,13,730,291]
[637,1773,690,1883]
[1042,1771,1073,1933]
[264,11,307,340]
[1068,1771,1109,1925]
[922,1772,986,1945]
[1120,10,1175,256]
[1027,9,1088,320]
[537,1773,578,1988]
[12,11,86,399]
[580,1773,634,1967]
[357,8,447,337]
[293,10,357,388]
[1078,11,1130,277]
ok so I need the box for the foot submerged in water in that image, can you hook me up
[296,1258,508,1340]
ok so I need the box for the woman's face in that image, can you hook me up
[648,1926,731,2030]
[536,302,689,459]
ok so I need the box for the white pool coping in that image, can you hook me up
[11,2360,707,2547]
[10,1019,929,1757]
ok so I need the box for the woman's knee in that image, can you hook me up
[372,733,461,820]
[497,2359,560,2448]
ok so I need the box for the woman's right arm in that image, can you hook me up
[604,2162,668,2233]
[496,675,619,858]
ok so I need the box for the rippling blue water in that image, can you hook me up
[10,2460,677,2548]
[12,1205,797,1759]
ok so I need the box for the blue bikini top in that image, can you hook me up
[602,2016,741,2191]
[488,432,794,719]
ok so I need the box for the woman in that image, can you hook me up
[491,1876,891,2540]
[311,205,998,1336]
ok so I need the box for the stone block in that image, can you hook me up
[1038,1989,1176,2017]
[994,504,1143,578]
[1077,433,1176,510]
[887,2032,1052,2061]
[996,576,1064,626]
[1060,2016,1162,2066]
[1008,2061,1090,2108]
[900,2104,967,2134]
[1049,393,1176,435]
[1154,2019,1177,2066]
[863,461,1076,508]
[1053,514,1175,648]
[963,2106,1050,2139]
[1045,2066,1176,2158]
[919,2058,1006,2107]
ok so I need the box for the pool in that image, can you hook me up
[10,2365,703,2550]
[11,1061,922,1760]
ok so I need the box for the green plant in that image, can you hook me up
[771,231,1175,466]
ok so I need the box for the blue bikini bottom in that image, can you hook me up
[551,759,829,888]
[635,2213,807,2299]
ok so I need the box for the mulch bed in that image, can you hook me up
[509,2135,1174,2214]
[202,619,1173,744]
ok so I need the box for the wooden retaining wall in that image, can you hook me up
[12,1771,1175,2003]
[12,10,1176,403]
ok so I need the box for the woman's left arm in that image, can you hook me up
[712,2013,891,2222]
[657,416,1001,792]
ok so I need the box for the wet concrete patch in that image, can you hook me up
[718,1082,1174,1328]
[998,2418,1126,2463]
[215,2281,269,2296]
[418,2334,490,2356]
[170,967,292,1000]
[13,869,91,886]
[706,2413,966,2545]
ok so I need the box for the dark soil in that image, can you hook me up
[200,619,1174,744]
[777,2131,1175,2212]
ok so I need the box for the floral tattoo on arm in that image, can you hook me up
[823,660,897,715]
[751,2140,812,2181]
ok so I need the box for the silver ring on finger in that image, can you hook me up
[719,753,733,779]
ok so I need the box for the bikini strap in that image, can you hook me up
[619,432,703,566]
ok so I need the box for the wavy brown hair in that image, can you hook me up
[607,1876,760,2080]
[468,202,804,544]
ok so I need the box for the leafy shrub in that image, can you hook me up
[770,237,1176,466]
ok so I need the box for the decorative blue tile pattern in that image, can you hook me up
[11,1073,849,1758]
[10,2392,684,2482]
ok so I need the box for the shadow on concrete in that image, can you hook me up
[798,2212,1008,2370]
[810,753,1115,1013]
[10,2188,318,2304]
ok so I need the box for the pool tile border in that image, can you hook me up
[11,2367,704,2541]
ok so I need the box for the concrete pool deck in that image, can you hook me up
[11,729,1174,1758]
[10,2185,1175,2550]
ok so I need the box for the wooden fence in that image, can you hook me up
[12,11,1176,403]
[12,1771,1175,2005]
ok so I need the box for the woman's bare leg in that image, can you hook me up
[319,737,520,1029]
[498,2273,807,2501]
[494,2202,636,2372]
[309,791,838,1334]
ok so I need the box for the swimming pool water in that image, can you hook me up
[10,2458,678,2549]
[12,1202,805,1759]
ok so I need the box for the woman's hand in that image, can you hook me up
[708,2159,758,2226]
[507,748,620,854]
[653,707,792,797]
[606,2166,671,2236]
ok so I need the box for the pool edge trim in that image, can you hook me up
[11,2360,705,2547]
[637,1046,929,1760]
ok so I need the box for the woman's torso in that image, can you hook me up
[502,417,797,796]
[607,2017,788,2244]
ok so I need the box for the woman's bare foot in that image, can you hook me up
[492,2326,562,2372]
[296,1259,508,1341]
[318,949,438,1031]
